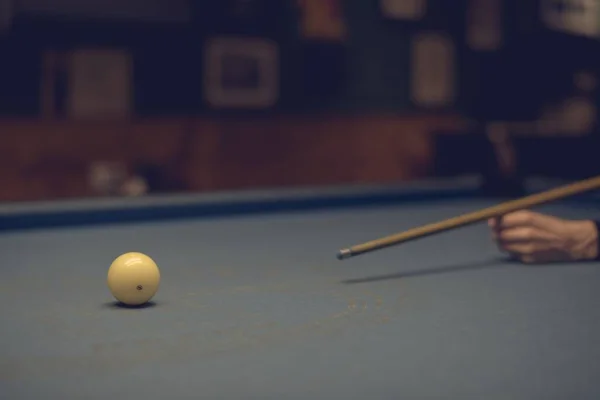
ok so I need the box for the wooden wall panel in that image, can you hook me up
[0,114,462,201]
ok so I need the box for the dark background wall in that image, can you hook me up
[1,0,470,115]
[0,0,599,201]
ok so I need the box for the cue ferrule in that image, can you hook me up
[337,248,352,260]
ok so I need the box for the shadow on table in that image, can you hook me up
[102,301,159,310]
[341,257,518,285]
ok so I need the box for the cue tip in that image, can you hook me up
[337,249,352,260]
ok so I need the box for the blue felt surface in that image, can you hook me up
[1,178,600,399]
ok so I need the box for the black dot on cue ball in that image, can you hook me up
[136,285,143,291]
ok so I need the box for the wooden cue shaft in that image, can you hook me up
[337,175,600,260]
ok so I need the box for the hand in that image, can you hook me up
[488,210,599,264]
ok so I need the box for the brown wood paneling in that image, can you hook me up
[0,114,463,202]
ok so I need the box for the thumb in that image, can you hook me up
[499,210,564,232]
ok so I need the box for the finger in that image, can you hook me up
[496,210,564,232]
[494,210,535,229]
[519,254,538,264]
[497,226,555,243]
[526,213,565,232]
[488,218,498,228]
[499,241,538,256]
[488,217,504,233]
[519,249,569,264]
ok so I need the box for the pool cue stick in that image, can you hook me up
[337,175,600,260]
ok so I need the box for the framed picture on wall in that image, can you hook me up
[540,0,600,38]
[203,37,279,109]
[410,32,456,107]
[0,0,11,33]
[297,0,347,41]
[466,0,502,51]
[67,48,132,119]
[380,0,426,20]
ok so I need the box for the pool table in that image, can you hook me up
[1,177,600,399]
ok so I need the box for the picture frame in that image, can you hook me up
[540,0,600,38]
[466,0,502,51]
[0,0,11,33]
[380,0,426,20]
[297,0,347,41]
[203,37,279,109]
[410,32,456,107]
[66,48,133,119]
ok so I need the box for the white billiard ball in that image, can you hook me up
[107,252,160,306]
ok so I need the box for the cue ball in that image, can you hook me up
[107,252,160,306]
